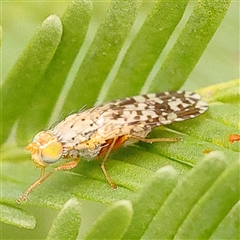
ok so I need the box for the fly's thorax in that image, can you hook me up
[76,141,103,159]
[25,131,63,167]
[60,133,106,159]
[52,112,105,144]
[51,112,108,159]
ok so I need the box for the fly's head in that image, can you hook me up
[26,131,63,167]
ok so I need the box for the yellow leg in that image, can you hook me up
[16,168,53,204]
[131,135,182,143]
[99,135,180,189]
[54,158,80,171]
[101,137,118,189]
[17,158,80,204]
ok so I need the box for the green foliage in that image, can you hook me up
[46,198,82,240]
[83,200,133,239]
[2,0,239,239]
[2,14,63,144]
[0,203,36,229]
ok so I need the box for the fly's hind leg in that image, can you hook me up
[130,135,182,143]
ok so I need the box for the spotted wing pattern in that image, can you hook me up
[106,90,207,126]
[52,90,208,150]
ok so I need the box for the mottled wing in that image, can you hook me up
[53,91,208,144]
[99,91,208,130]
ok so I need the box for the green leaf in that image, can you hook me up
[83,200,133,240]
[2,1,237,239]
[0,25,2,47]
[62,0,142,112]
[46,198,81,240]
[103,0,188,100]
[147,0,231,92]
[123,166,178,239]
[210,201,240,239]
[81,152,239,239]
[174,158,240,239]
[141,151,228,239]
[1,14,62,144]
[0,203,36,229]
[198,78,240,105]
[16,0,93,144]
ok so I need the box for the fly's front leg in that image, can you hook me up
[17,158,80,204]
[16,168,53,204]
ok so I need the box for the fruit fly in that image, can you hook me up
[17,91,208,203]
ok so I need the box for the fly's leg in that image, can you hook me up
[16,168,53,204]
[54,158,80,171]
[17,158,80,204]
[99,135,180,190]
[131,135,182,143]
[101,137,118,189]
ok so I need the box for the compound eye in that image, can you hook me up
[41,141,63,164]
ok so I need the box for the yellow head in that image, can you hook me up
[26,131,63,167]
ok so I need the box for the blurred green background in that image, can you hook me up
[1,1,239,239]
[2,1,239,87]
